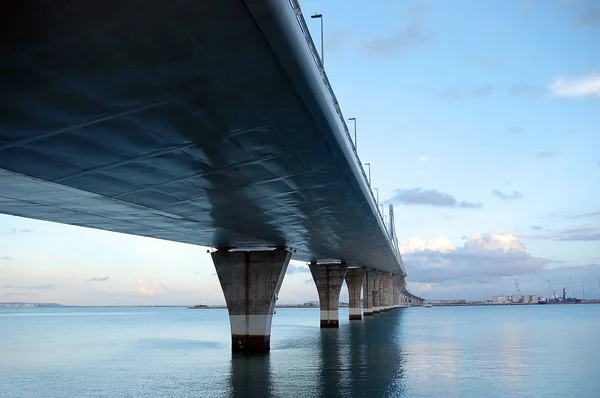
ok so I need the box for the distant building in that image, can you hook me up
[493,296,511,304]
[492,295,538,304]
[439,299,467,305]
[521,295,539,304]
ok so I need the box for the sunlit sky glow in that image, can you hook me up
[1,0,599,304]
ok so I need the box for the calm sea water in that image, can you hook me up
[1,305,598,397]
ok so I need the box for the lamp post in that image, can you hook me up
[364,162,371,185]
[311,13,324,66]
[374,188,379,206]
[348,117,357,150]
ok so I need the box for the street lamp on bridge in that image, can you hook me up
[310,13,324,66]
[374,187,379,206]
[364,162,371,185]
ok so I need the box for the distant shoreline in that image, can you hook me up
[3,301,599,309]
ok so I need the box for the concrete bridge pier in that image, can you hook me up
[378,273,385,312]
[396,277,404,307]
[212,248,292,354]
[381,274,390,311]
[363,270,376,316]
[388,276,395,309]
[372,272,382,314]
[344,268,366,320]
[309,262,348,327]
[392,276,399,309]
[402,277,410,307]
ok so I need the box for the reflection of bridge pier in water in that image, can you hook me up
[317,328,343,396]
[228,354,273,398]
[346,318,369,393]
[221,307,407,397]
[311,308,408,396]
[362,309,407,396]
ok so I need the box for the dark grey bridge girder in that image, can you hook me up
[0,0,405,275]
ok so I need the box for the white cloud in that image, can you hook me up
[286,263,310,274]
[417,155,433,163]
[407,281,433,294]
[401,237,456,254]
[138,279,166,296]
[492,190,523,201]
[403,233,547,284]
[523,225,600,242]
[464,232,526,252]
[550,73,600,98]
[388,187,482,208]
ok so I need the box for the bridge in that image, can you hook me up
[0,0,423,352]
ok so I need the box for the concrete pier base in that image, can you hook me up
[212,248,291,353]
[349,307,362,320]
[345,268,366,320]
[309,262,347,328]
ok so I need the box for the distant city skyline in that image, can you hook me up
[1,0,599,304]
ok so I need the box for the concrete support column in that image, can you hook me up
[387,274,394,310]
[392,276,400,308]
[377,274,385,312]
[382,274,391,311]
[212,248,292,354]
[309,262,348,328]
[372,273,382,314]
[392,276,399,309]
[363,270,376,316]
[344,268,366,320]
[398,276,406,307]
[388,275,395,310]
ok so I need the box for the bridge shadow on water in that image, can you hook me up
[226,309,407,398]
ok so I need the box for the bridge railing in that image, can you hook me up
[289,0,398,255]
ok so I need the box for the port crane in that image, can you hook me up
[548,280,557,300]
[514,278,521,302]
[563,276,572,300]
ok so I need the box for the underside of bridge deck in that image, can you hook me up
[0,0,421,354]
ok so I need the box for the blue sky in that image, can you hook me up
[1,0,599,304]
